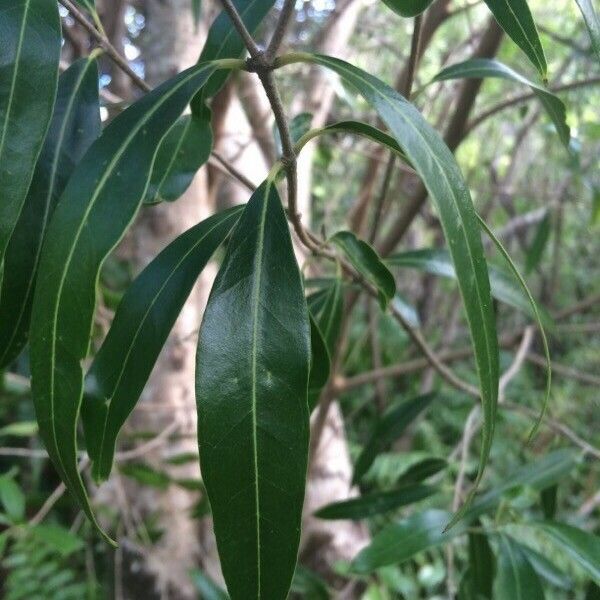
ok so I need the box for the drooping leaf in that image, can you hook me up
[308,277,344,355]
[29,60,239,544]
[353,394,436,485]
[290,566,330,600]
[331,231,396,309]
[308,314,331,411]
[82,207,242,482]
[482,0,547,79]
[468,523,495,599]
[0,56,101,368]
[0,0,61,270]
[525,212,551,274]
[196,180,310,600]
[495,536,544,600]
[314,484,436,520]
[379,0,434,18]
[386,247,553,327]
[575,0,600,60]
[433,59,569,147]
[283,53,499,520]
[533,522,600,582]
[396,457,447,485]
[143,112,213,205]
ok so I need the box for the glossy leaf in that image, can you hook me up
[308,314,331,411]
[29,60,238,544]
[353,393,436,485]
[533,522,600,582]
[433,59,569,147]
[196,181,310,600]
[575,0,600,60]
[0,0,61,269]
[525,212,551,274]
[82,206,242,482]
[482,0,547,79]
[468,523,495,599]
[283,53,499,518]
[380,0,434,18]
[331,231,396,309]
[144,112,212,204]
[314,484,436,520]
[0,57,101,368]
[308,277,344,355]
[386,247,553,327]
[396,457,447,485]
[495,536,544,600]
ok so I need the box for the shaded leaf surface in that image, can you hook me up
[380,0,434,18]
[308,315,331,411]
[575,0,600,60]
[495,536,544,600]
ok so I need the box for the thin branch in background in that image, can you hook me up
[265,0,297,60]
[218,0,262,59]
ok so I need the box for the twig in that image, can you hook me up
[218,0,262,59]
[209,151,257,192]
[265,0,297,60]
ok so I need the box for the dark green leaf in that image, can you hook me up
[314,484,436,520]
[290,566,330,600]
[586,582,600,600]
[540,484,557,519]
[575,0,600,60]
[433,59,568,146]
[379,0,434,18]
[519,545,573,590]
[0,0,61,270]
[353,393,436,485]
[331,231,396,309]
[396,457,447,485]
[119,463,171,490]
[196,180,310,600]
[82,206,242,482]
[482,0,547,79]
[533,521,600,582]
[0,56,101,368]
[144,112,213,205]
[525,212,551,274]
[308,314,331,411]
[29,60,238,545]
[165,452,199,465]
[468,523,495,599]
[0,476,25,522]
[308,277,344,355]
[284,53,499,519]
[495,536,544,600]
[190,570,229,600]
[386,247,553,327]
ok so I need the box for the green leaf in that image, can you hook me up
[144,112,213,205]
[275,112,312,155]
[0,57,101,368]
[308,314,331,411]
[119,463,171,490]
[191,0,201,28]
[379,0,434,18]
[308,277,344,356]
[29,59,239,545]
[433,59,568,147]
[282,53,499,520]
[540,484,557,519]
[396,457,447,485]
[518,545,573,590]
[0,475,25,522]
[331,231,396,309]
[30,524,84,557]
[82,206,242,482]
[533,522,600,582]
[386,247,553,327]
[314,484,436,520]
[190,570,229,600]
[575,0,600,61]
[495,536,544,600]
[0,421,38,438]
[525,212,551,274]
[353,394,436,485]
[482,0,547,79]
[0,0,61,272]
[290,566,330,600]
[468,523,495,599]
[196,180,310,600]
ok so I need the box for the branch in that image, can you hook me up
[265,0,297,60]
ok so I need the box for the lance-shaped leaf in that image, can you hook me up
[143,111,213,205]
[314,483,436,520]
[575,0,600,61]
[495,536,544,600]
[29,60,239,544]
[379,0,434,18]
[519,545,573,590]
[82,206,243,483]
[308,315,331,411]
[308,277,344,355]
[482,0,547,79]
[386,247,553,327]
[331,231,396,309]
[291,567,330,600]
[196,181,311,600]
[467,523,495,599]
[532,522,600,582]
[433,59,569,147]
[282,53,499,519]
[396,457,447,485]
[0,0,61,269]
[0,57,101,368]
[525,211,551,274]
[353,393,436,484]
